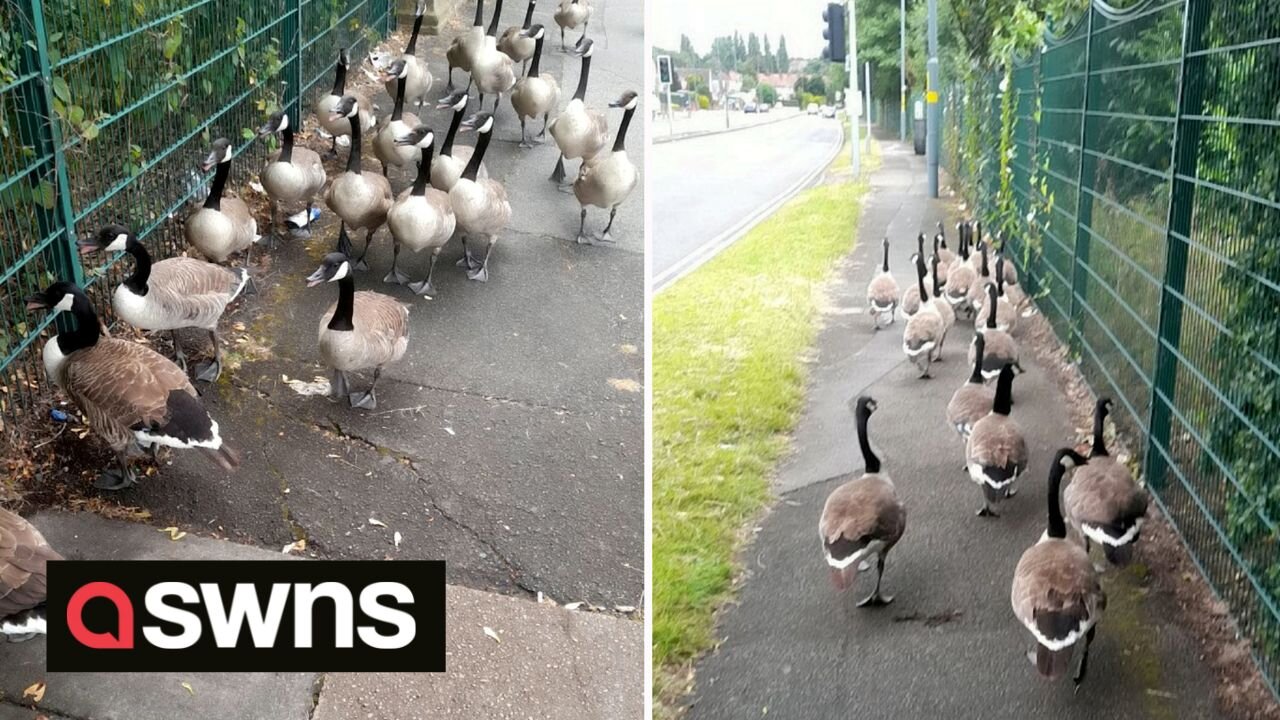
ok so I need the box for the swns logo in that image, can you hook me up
[47,561,445,672]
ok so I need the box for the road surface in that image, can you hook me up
[651,114,843,287]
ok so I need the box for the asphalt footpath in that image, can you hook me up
[0,1,643,717]
[685,138,1223,719]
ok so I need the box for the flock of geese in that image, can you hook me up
[1,0,635,641]
[820,221,1150,687]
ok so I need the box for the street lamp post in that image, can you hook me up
[848,0,860,176]
[926,0,940,197]
[900,0,907,143]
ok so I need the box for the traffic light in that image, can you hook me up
[657,55,673,86]
[822,3,846,64]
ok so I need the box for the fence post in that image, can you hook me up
[19,0,82,288]
[1146,0,1202,490]
[1068,4,1095,351]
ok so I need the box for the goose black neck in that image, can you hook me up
[392,76,407,120]
[857,408,880,474]
[522,0,535,28]
[996,258,1005,295]
[980,246,989,276]
[917,233,925,257]
[931,257,942,297]
[412,145,432,196]
[1092,400,1110,456]
[328,275,355,331]
[573,54,591,101]
[986,285,998,329]
[969,335,985,383]
[916,261,928,300]
[279,123,294,163]
[346,116,363,172]
[204,159,230,210]
[123,238,152,295]
[462,128,491,181]
[612,104,635,152]
[881,241,890,273]
[406,13,425,54]
[61,293,102,353]
[1046,455,1069,539]
[529,34,545,76]
[331,62,347,95]
[975,220,983,247]
[993,365,1014,415]
[472,0,485,27]
[442,108,463,155]
[487,0,504,36]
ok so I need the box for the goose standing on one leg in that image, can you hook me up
[548,38,607,186]
[78,224,249,382]
[902,255,943,378]
[325,95,394,271]
[451,112,511,281]
[445,0,486,94]
[432,91,489,191]
[1064,398,1149,567]
[1012,447,1105,687]
[819,396,907,605]
[866,238,899,329]
[966,364,1027,517]
[553,0,591,51]
[376,0,433,109]
[307,246,410,410]
[0,509,62,642]
[498,0,538,74]
[472,0,518,113]
[25,282,240,490]
[259,110,326,243]
[510,25,560,148]
[185,139,260,269]
[373,59,424,178]
[573,90,639,244]
[315,49,375,158]
[387,130,457,294]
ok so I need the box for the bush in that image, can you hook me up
[756,84,776,105]
[697,94,710,110]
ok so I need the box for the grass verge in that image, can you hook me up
[652,165,868,710]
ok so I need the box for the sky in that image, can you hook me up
[649,0,833,62]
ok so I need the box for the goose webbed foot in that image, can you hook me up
[172,351,188,374]
[594,208,618,243]
[467,264,489,282]
[455,250,479,270]
[194,359,222,383]
[856,591,894,607]
[384,266,410,285]
[5,631,38,643]
[976,505,1000,518]
[550,155,566,183]
[1004,485,1017,498]
[95,462,137,491]
[349,390,377,410]
[352,256,370,272]
[407,279,437,296]
[1074,628,1096,691]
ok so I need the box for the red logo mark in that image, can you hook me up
[66,582,134,649]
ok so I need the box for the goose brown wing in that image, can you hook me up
[0,509,62,618]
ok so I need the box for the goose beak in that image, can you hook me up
[305,267,328,288]
[24,292,49,311]
[199,153,218,172]
[76,236,101,256]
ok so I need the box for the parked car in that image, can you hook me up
[821,105,837,119]
[759,103,771,113]
[806,102,820,115]
[744,102,758,113]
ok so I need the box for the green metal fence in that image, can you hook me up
[0,0,392,426]
[945,0,1280,694]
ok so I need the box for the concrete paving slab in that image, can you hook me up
[312,585,644,720]
[686,140,1224,719]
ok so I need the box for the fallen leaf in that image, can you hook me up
[443,427,456,436]
[393,531,402,549]
[282,539,306,554]
[160,527,187,541]
[619,344,638,355]
[563,601,584,611]
[23,681,45,703]
[607,378,642,393]
[181,681,195,696]
[483,626,501,644]
[368,518,387,528]
[615,605,637,613]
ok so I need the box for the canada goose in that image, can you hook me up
[1011,447,1104,686]
[373,59,424,177]
[432,91,489,191]
[946,332,994,442]
[185,138,260,270]
[376,1,433,109]
[471,0,518,113]
[902,256,944,378]
[553,0,591,51]
[0,509,61,642]
[452,112,511,281]
[325,95,394,271]
[901,235,926,317]
[78,224,249,382]
[386,130,457,295]
[931,233,949,288]
[445,0,487,93]
[818,396,907,605]
[307,247,410,410]
[1064,398,1149,567]
[510,24,560,148]
[985,257,1019,332]
[969,283,1022,382]
[573,90,639,244]
[967,243,993,311]
[966,364,1027,517]
[944,231,977,315]
[25,282,240,490]
[936,223,957,266]
[866,238,899,329]
[548,38,608,185]
[315,48,375,157]
[929,254,956,349]
[498,0,538,72]
[258,110,326,242]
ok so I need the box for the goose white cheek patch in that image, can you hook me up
[105,233,129,252]
[54,294,74,312]
[331,261,351,281]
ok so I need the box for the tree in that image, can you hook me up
[734,32,747,63]
[757,83,777,105]
[763,35,774,73]
[678,34,697,67]
[741,73,758,92]
[747,32,761,62]
[776,35,790,73]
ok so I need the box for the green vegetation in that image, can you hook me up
[653,163,867,705]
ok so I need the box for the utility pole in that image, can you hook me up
[848,0,860,176]
[900,0,907,143]
[926,0,940,197]
[865,61,872,155]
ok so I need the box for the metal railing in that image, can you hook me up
[0,0,392,425]
[944,0,1280,694]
